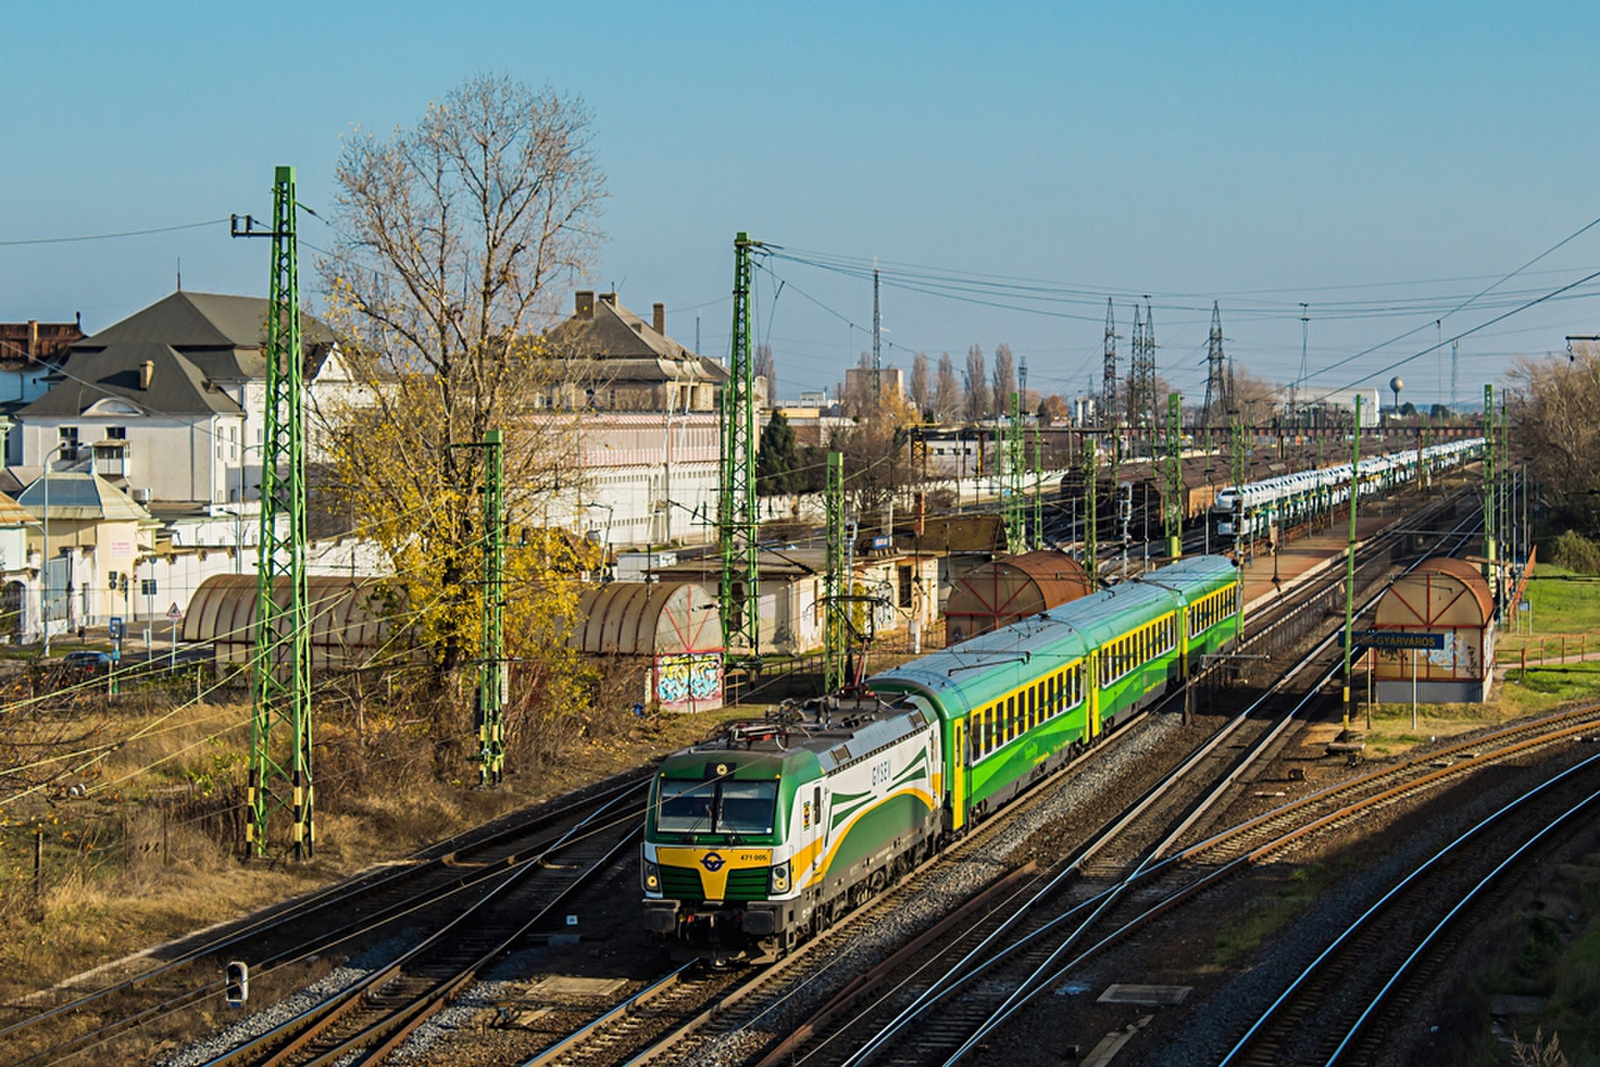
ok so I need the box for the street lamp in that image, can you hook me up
[39,444,67,657]
[584,502,614,580]
[234,443,266,574]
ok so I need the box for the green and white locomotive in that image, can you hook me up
[641,555,1239,961]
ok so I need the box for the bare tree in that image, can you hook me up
[1510,344,1600,536]
[992,343,1016,413]
[964,345,989,421]
[317,72,607,698]
[1227,368,1280,427]
[909,352,931,418]
[754,343,776,399]
[934,352,962,423]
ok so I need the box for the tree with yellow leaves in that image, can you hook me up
[313,73,609,754]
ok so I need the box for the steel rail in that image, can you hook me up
[8,789,651,1067]
[939,519,1484,1060]
[828,516,1480,1066]
[0,771,649,1046]
[1219,749,1600,1066]
[184,787,642,1066]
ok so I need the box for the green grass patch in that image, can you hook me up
[1501,562,1600,657]
[1212,863,1327,967]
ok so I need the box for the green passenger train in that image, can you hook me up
[641,555,1240,961]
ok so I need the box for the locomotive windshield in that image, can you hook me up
[655,778,778,835]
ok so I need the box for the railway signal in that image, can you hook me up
[224,961,249,1007]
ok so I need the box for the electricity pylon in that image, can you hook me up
[720,233,763,661]
[824,451,846,693]
[232,168,312,859]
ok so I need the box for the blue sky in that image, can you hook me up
[4,1,1598,408]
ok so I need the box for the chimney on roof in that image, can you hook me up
[599,292,617,306]
[575,291,595,319]
[140,360,154,390]
[27,321,37,359]
[653,303,665,335]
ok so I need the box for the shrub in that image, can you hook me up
[1550,530,1600,574]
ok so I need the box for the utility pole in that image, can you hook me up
[1129,304,1145,452]
[1165,392,1182,559]
[1003,389,1024,551]
[720,233,763,662]
[1451,339,1459,412]
[1341,394,1363,734]
[872,263,882,406]
[1031,408,1043,551]
[1294,303,1309,427]
[1482,384,1496,590]
[232,168,313,860]
[476,430,505,786]
[823,451,846,694]
[1083,434,1098,588]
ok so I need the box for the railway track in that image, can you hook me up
[192,789,642,1066]
[489,493,1480,1067]
[691,514,1489,1066]
[0,772,651,1067]
[1221,747,1600,1067]
[773,704,1600,1067]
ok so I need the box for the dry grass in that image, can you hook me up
[0,680,752,1006]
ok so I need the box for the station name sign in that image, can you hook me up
[1338,629,1446,651]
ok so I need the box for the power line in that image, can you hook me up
[0,218,228,247]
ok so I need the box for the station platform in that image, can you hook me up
[1235,508,1406,616]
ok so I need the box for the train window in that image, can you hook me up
[719,781,779,834]
[1027,686,1036,729]
[656,779,716,833]
[1007,696,1016,740]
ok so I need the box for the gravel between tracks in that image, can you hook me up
[654,712,1187,1067]
[1134,749,1599,1067]
[157,932,425,1067]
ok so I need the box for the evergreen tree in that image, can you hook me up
[757,410,800,496]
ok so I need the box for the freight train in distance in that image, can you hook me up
[641,555,1240,963]
[1211,437,1483,542]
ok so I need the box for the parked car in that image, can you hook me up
[62,651,115,675]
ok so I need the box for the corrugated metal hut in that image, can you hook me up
[1372,557,1496,703]
[571,582,725,711]
[945,550,1092,645]
[182,574,399,671]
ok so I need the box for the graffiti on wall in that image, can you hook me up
[655,652,723,708]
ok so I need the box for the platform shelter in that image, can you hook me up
[1371,557,1496,703]
[945,550,1092,645]
[571,581,724,711]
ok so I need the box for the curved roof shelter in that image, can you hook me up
[182,574,399,669]
[570,581,722,656]
[1373,556,1495,702]
[946,550,1092,644]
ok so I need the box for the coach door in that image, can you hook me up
[951,717,968,832]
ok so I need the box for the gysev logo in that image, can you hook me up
[700,851,725,872]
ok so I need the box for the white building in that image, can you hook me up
[537,412,721,550]
[15,291,339,507]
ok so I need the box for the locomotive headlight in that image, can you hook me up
[643,860,661,893]
[770,860,791,894]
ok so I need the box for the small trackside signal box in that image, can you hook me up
[225,961,249,1007]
